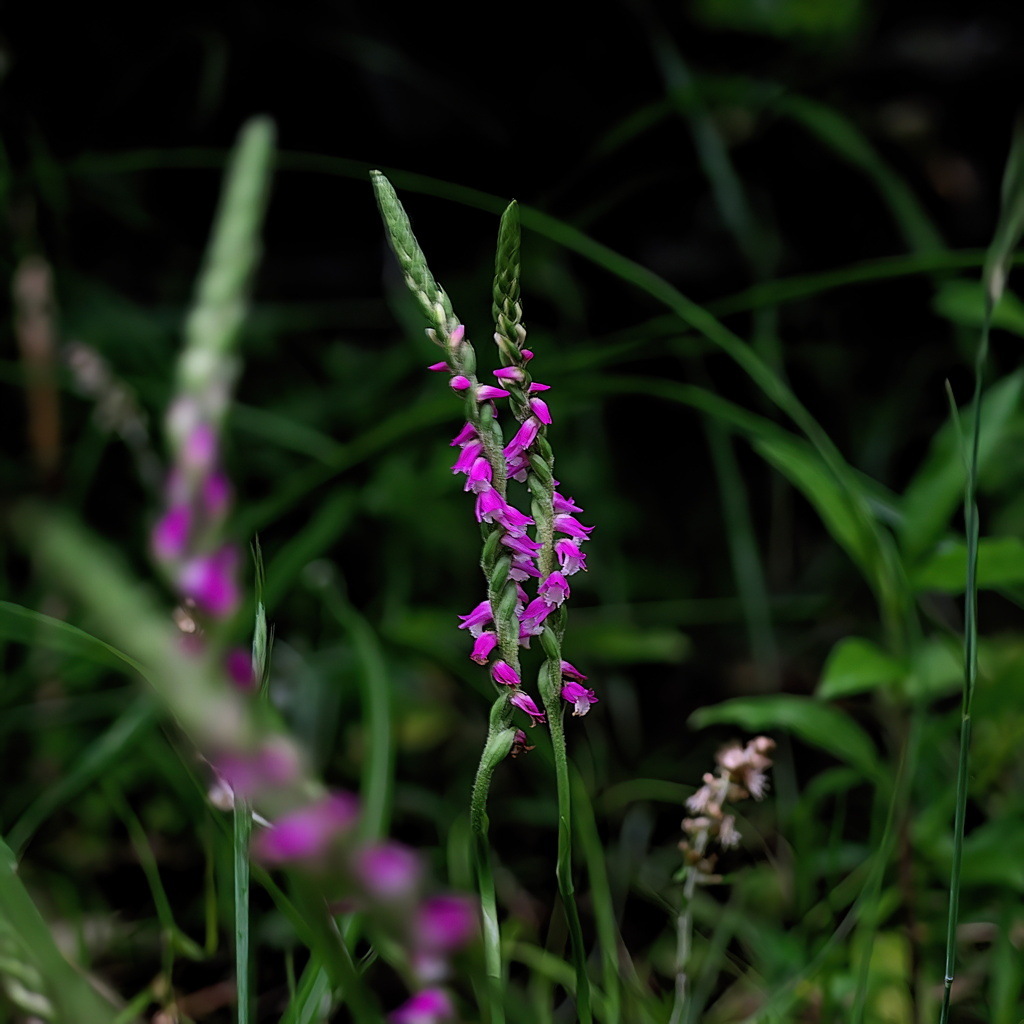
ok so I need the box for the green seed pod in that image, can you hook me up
[540,625,561,662]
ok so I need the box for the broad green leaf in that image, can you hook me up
[905,637,962,701]
[945,817,1024,892]
[816,637,905,700]
[933,279,1024,337]
[909,536,1024,593]
[900,370,1024,560]
[690,695,881,781]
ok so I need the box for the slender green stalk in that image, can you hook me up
[233,798,252,1024]
[940,117,1024,1023]
[373,170,517,1023]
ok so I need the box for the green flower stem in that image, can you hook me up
[940,118,1024,1023]
[233,797,253,1024]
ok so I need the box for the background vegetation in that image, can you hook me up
[3,2,1024,1021]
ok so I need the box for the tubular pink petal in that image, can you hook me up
[555,539,588,575]
[389,988,455,1024]
[152,505,191,561]
[253,792,360,864]
[538,571,570,607]
[490,660,521,686]
[561,682,599,716]
[225,647,255,690]
[560,660,588,682]
[452,440,483,475]
[178,545,240,618]
[449,422,477,447]
[415,895,478,952]
[552,492,583,514]
[427,361,449,372]
[528,397,552,424]
[509,691,546,724]
[553,513,594,540]
[354,842,423,898]
[457,600,492,637]
[470,631,498,664]
[465,457,493,493]
[474,385,511,401]
[492,366,525,382]
[449,375,471,392]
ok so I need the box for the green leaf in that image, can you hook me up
[690,695,882,781]
[900,370,1024,560]
[909,536,1024,593]
[905,637,961,701]
[816,637,905,700]
[753,435,883,588]
[0,599,146,677]
[933,279,1024,337]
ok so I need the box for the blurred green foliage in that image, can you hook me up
[3,4,1024,1022]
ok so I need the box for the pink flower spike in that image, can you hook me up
[152,505,191,561]
[510,691,547,725]
[555,539,588,575]
[491,660,521,686]
[560,660,588,682]
[427,361,449,372]
[474,385,511,401]
[449,376,471,392]
[529,397,552,424]
[538,571,570,607]
[253,792,360,864]
[450,422,477,447]
[561,682,599,716]
[470,631,498,664]
[527,382,550,391]
[553,492,583,514]
[493,366,525,382]
[389,989,454,1024]
[457,600,492,638]
[354,842,423,899]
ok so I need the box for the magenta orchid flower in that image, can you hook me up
[561,682,599,716]
[510,691,547,725]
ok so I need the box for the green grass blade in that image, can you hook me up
[6,695,159,856]
[312,572,394,842]
[571,767,622,1023]
[0,600,146,677]
[940,117,1024,1024]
